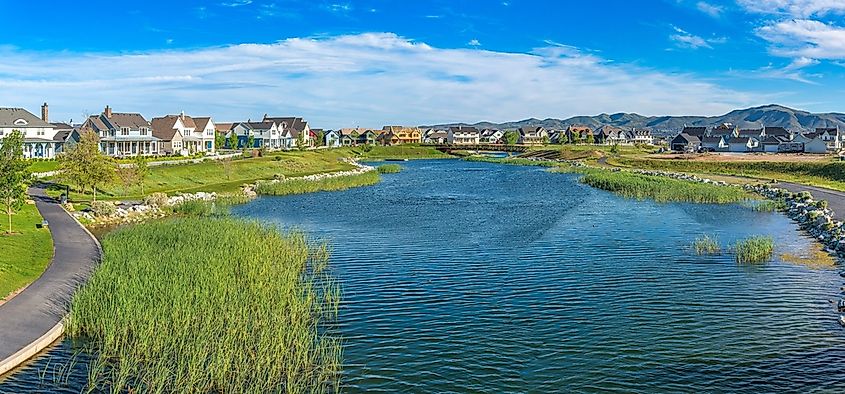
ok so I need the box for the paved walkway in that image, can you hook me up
[0,186,100,376]
[775,182,845,222]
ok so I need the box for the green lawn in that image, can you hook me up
[0,204,53,300]
[342,145,453,160]
[28,160,60,173]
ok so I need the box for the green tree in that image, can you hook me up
[296,131,306,151]
[246,135,255,149]
[315,130,325,147]
[215,132,226,150]
[59,130,115,202]
[542,135,550,145]
[503,130,519,145]
[133,154,149,195]
[561,132,570,144]
[610,142,620,155]
[0,130,30,233]
[586,133,595,144]
[228,132,239,150]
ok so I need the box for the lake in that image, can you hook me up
[3,159,845,392]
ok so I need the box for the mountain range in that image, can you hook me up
[425,105,845,136]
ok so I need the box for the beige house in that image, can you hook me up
[151,113,217,155]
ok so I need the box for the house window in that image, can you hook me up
[121,127,130,136]
[140,128,148,136]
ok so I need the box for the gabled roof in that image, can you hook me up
[763,126,789,136]
[816,127,840,135]
[0,108,53,128]
[480,129,501,138]
[761,136,783,145]
[518,126,546,136]
[194,117,212,131]
[449,126,480,134]
[264,116,308,136]
[728,137,751,144]
[681,126,707,137]
[673,133,700,144]
[107,112,151,130]
[737,128,763,137]
[151,116,183,141]
[700,136,724,144]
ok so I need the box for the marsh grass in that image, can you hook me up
[746,199,787,212]
[464,156,560,167]
[692,235,721,255]
[377,164,402,174]
[580,170,750,204]
[734,236,775,264]
[255,171,380,196]
[65,218,342,393]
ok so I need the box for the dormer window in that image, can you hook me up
[121,127,130,136]
[140,127,148,136]
[13,119,27,126]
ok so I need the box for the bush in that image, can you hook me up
[273,156,283,161]
[692,235,721,255]
[90,201,117,217]
[377,164,402,174]
[143,192,169,207]
[734,236,775,263]
[817,200,828,209]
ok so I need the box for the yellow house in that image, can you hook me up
[380,126,422,145]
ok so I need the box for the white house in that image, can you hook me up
[230,121,286,149]
[447,126,480,145]
[151,113,216,155]
[728,137,756,152]
[815,127,842,151]
[626,128,652,144]
[264,116,313,148]
[424,129,448,144]
[804,134,828,153]
[0,104,60,158]
[324,130,341,148]
[701,136,728,152]
[518,126,549,145]
[480,129,504,144]
[82,106,159,157]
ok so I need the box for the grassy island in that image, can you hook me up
[377,164,402,173]
[66,217,341,393]
[580,170,750,204]
[255,171,380,196]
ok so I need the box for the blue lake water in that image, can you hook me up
[3,159,845,392]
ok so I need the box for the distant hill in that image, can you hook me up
[424,105,845,136]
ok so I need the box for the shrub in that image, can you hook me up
[816,200,828,209]
[734,236,775,263]
[377,164,402,174]
[143,192,169,207]
[274,155,283,161]
[90,201,117,217]
[692,235,721,255]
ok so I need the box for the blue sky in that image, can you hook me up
[1,0,844,127]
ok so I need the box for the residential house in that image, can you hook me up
[737,128,765,139]
[423,129,448,144]
[323,130,341,148]
[50,121,81,155]
[264,116,313,148]
[815,127,842,151]
[0,104,60,158]
[230,121,286,149]
[763,126,790,140]
[802,133,829,153]
[380,126,422,145]
[626,128,653,144]
[710,123,737,139]
[518,126,549,145]
[564,125,593,143]
[81,106,159,156]
[670,133,701,152]
[448,126,480,145]
[728,136,757,152]
[594,125,626,145]
[480,129,504,144]
[151,113,216,155]
[761,136,786,153]
[700,136,728,152]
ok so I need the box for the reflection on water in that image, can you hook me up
[2,159,844,393]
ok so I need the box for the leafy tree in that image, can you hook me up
[610,142,620,155]
[59,130,115,202]
[228,132,238,150]
[0,130,30,233]
[115,166,137,197]
[219,158,234,181]
[133,154,149,195]
[586,133,595,144]
[315,130,325,147]
[215,132,226,150]
[296,131,306,151]
[247,135,255,149]
[560,132,570,144]
[503,130,519,145]
[542,135,550,145]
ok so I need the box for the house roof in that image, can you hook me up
[0,108,52,128]
[728,137,751,144]
[215,122,233,132]
[681,126,707,137]
[763,126,789,136]
[701,136,724,144]
[151,116,182,141]
[518,126,546,136]
[53,129,76,142]
[50,122,74,130]
[738,128,763,137]
[194,117,212,131]
[264,116,308,136]
[567,125,592,133]
[673,133,700,144]
[817,127,840,135]
[480,129,501,138]
[449,126,480,134]
[107,112,151,130]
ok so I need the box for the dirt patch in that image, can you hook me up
[646,153,834,163]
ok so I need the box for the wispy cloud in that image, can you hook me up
[695,1,724,17]
[669,26,725,49]
[221,0,253,7]
[757,19,845,59]
[737,0,845,17]
[0,33,761,127]
[467,39,481,47]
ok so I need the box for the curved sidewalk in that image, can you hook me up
[0,187,101,376]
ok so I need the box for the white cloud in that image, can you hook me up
[467,39,481,47]
[757,19,845,59]
[221,0,252,7]
[696,1,725,17]
[669,26,725,49]
[0,33,761,127]
[737,0,845,17]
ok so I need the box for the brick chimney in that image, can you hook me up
[104,105,112,118]
[41,102,48,122]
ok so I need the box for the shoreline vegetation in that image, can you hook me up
[376,164,402,174]
[66,217,341,392]
[255,171,380,196]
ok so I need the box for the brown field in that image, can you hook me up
[646,152,836,163]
